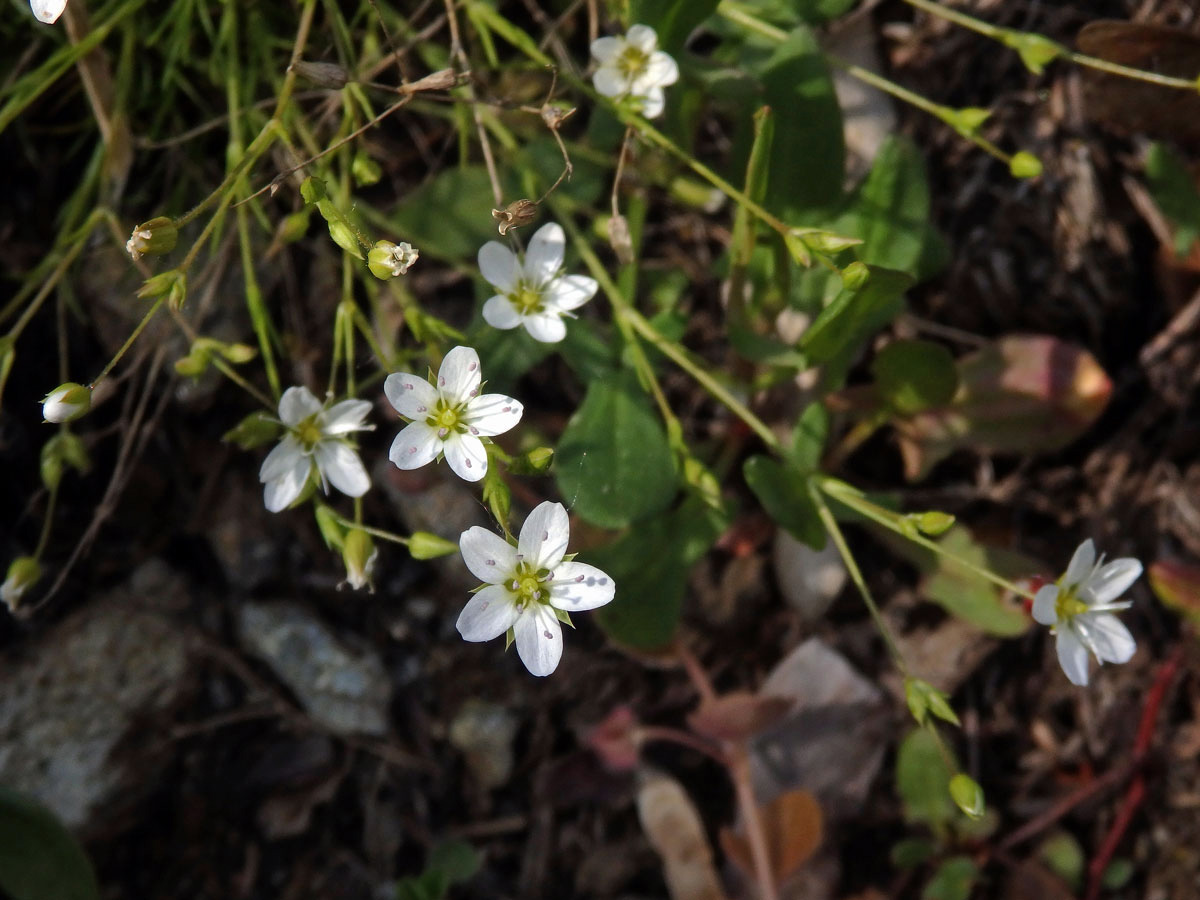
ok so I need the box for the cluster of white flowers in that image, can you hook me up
[590,25,679,119]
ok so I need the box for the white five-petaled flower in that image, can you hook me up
[1032,539,1141,686]
[590,24,679,119]
[457,501,616,676]
[478,223,598,343]
[31,0,67,23]
[385,345,523,482]
[259,386,373,513]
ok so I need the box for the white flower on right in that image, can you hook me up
[1032,539,1141,686]
[457,501,615,676]
[31,0,67,23]
[385,345,523,482]
[478,223,598,343]
[590,24,679,119]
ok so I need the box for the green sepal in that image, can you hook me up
[553,607,574,628]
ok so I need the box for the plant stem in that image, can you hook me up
[90,296,165,387]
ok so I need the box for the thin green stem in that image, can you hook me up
[90,296,165,387]
[327,510,412,548]
[33,484,59,559]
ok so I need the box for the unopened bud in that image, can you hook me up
[40,430,89,490]
[290,60,349,90]
[949,773,985,819]
[491,199,538,235]
[408,531,459,560]
[1,557,41,612]
[126,217,178,260]
[352,152,382,187]
[367,240,420,279]
[509,446,555,476]
[606,214,634,265]
[341,529,377,591]
[912,511,956,536]
[137,269,187,309]
[540,102,577,130]
[404,68,458,93]
[42,382,91,423]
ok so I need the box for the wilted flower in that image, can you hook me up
[590,25,679,119]
[125,217,178,260]
[259,386,373,513]
[1032,539,1141,686]
[42,382,91,423]
[385,345,522,482]
[367,240,419,279]
[30,0,66,23]
[478,223,598,343]
[457,501,615,676]
[341,529,377,592]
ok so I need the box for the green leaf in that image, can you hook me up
[895,728,955,828]
[891,838,935,869]
[630,0,720,55]
[871,339,959,415]
[1145,141,1200,257]
[760,27,845,218]
[555,372,678,529]
[835,136,932,275]
[743,455,825,549]
[791,0,860,24]
[922,856,979,900]
[1039,831,1084,890]
[592,497,729,650]
[0,787,100,900]
[948,774,985,820]
[791,402,829,471]
[426,839,480,885]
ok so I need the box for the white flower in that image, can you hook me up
[457,501,615,676]
[31,0,67,23]
[385,345,523,482]
[590,24,679,119]
[259,386,373,513]
[478,223,598,343]
[1032,539,1141,686]
[41,382,91,423]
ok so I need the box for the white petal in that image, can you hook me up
[262,451,312,513]
[389,422,441,470]
[633,51,679,92]
[457,585,520,642]
[1084,558,1143,605]
[460,526,518,584]
[478,241,520,292]
[1031,584,1059,626]
[443,433,488,482]
[549,562,615,612]
[314,441,370,497]
[590,36,623,63]
[1063,539,1096,588]
[518,501,570,571]
[626,24,658,53]
[1056,628,1091,686]
[592,64,629,98]
[514,605,563,676]
[523,312,567,343]
[384,372,439,420]
[482,295,523,330]
[438,345,482,407]
[260,436,305,482]
[638,87,666,119]
[525,223,566,287]
[31,0,67,24]
[545,274,598,312]
[463,393,523,437]
[321,399,372,434]
[1076,613,1136,664]
[278,385,322,427]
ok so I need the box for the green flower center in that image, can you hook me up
[511,284,544,315]
[617,45,649,79]
[295,414,324,450]
[1055,585,1089,621]
[509,560,551,608]
[426,399,467,437]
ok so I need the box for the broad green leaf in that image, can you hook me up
[630,0,720,55]
[592,497,729,649]
[1039,831,1084,890]
[895,728,955,828]
[760,27,845,218]
[743,455,824,549]
[1145,142,1200,257]
[836,136,931,275]
[891,838,936,869]
[0,787,100,900]
[871,339,958,415]
[555,372,678,528]
[791,0,861,24]
[390,166,515,260]
[923,856,979,900]
[790,402,829,471]
[426,839,480,885]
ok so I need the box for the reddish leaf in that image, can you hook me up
[687,692,793,743]
[1148,558,1200,626]
[586,706,641,771]
[895,335,1111,480]
[719,789,824,883]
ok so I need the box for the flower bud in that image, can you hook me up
[508,446,555,476]
[404,68,458,93]
[341,529,377,591]
[352,152,382,187]
[1,557,41,612]
[949,773,985,820]
[126,217,178,260]
[408,531,459,560]
[491,199,538,235]
[42,382,91,423]
[367,240,420,279]
[1009,151,1043,179]
[137,269,187,311]
[40,430,89,490]
[606,214,634,265]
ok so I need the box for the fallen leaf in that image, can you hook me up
[637,769,729,900]
[688,692,794,743]
[719,789,824,883]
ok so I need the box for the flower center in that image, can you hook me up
[295,414,324,450]
[509,560,551,608]
[1055,586,1089,622]
[617,45,649,79]
[427,399,466,438]
[511,283,544,315]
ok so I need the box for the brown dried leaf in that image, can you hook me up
[687,692,794,743]
[637,770,729,900]
[719,789,824,884]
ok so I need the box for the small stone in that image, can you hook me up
[773,531,847,623]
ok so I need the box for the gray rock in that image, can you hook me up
[237,601,391,736]
[772,532,847,623]
[0,561,192,829]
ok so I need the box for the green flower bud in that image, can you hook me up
[40,431,88,490]
[1,556,41,612]
[367,240,420,279]
[408,531,459,560]
[126,216,178,260]
[912,511,956,536]
[137,269,187,310]
[1009,151,1043,179]
[352,152,382,187]
[949,773,985,820]
[341,529,377,591]
[508,446,555,476]
[41,382,91,424]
